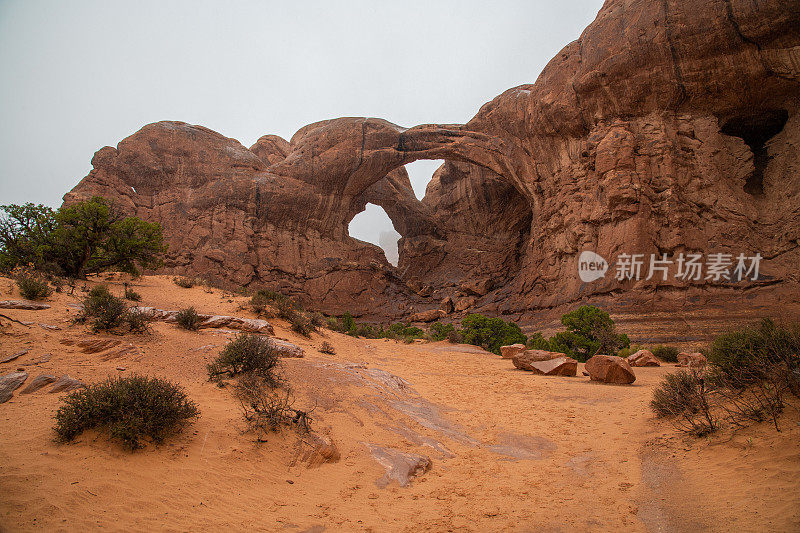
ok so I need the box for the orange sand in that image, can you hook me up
[1,275,798,532]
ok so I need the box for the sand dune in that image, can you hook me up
[1,275,798,532]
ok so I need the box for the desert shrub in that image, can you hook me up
[430,321,455,341]
[340,312,357,334]
[651,345,680,363]
[125,308,154,334]
[548,305,630,362]
[77,285,127,331]
[16,273,52,300]
[175,307,201,331]
[173,277,194,289]
[233,373,310,442]
[526,332,551,351]
[249,288,284,315]
[290,313,313,337]
[326,316,344,332]
[459,314,527,355]
[383,322,425,341]
[53,374,199,451]
[124,287,141,301]
[319,341,336,355]
[0,198,165,278]
[207,333,282,385]
[708,319,800,385]
[650,369,717,436]
[447,330,463,344]
[617,345,642,358]
[309,312,325,329]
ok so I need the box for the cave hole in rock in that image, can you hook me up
[348,203,401,266]
[405,159,445,200]
[720,109,789,196]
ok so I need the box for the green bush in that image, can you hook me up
[54,374,199,450]
[326,316,344,332]
[124,287,141,301]
[77,285,127,331]
[526,332,551,351]
[652,345,679,363]
[708,319,800,384]
[430,321,455,341]
[290,313,313,337]
[459,314,527,355]
[175,307,201,331]
[319,341,336,355]
[549,305,629,362]
[341,312,357,334]
[207,333,282,386]
[0,198,165,278]
[16,274,52,300]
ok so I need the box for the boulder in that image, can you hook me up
[0,300,50,310]
[440,296,455,315]
[48,375,86,394]
[677,352,708,368]
[627,349,661,367]
[408,309,444,323]
[269,338,305,358]
[500,344,526,359]
[527,357,578,376]
[584,355,636,384]
[365,443,432,488]
[0,371,28,402]
[20,374,57,394]
[512,350,565,370]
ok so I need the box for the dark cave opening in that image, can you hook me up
[720,109,789,196]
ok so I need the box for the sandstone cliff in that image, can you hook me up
[65,0,800,326]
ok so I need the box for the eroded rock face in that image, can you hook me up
[64,0,800,324]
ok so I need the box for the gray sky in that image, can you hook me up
[0,0,603,256]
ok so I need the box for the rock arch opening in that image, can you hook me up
[404,159,445,200]
[348,203,401,266]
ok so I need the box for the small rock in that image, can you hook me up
[677,352,707,368]
[21,354,51,366]
[20,374,57,394]
[1,350,28,364]
[365,444,432,488]
[0,371,28,403]
[500,344,526,359]
[38,324,62,331]
[627,349,661,367]
[48,375,86,394]
[116,366,127,371]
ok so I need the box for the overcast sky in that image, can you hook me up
[0,0,604,258]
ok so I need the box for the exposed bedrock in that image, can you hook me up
[65,0,800,323]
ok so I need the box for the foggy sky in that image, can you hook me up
[0,0,604,255]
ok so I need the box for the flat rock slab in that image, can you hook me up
[131,307,274,334]
[20,374,58,394]
[21,354,52,366]
[0,300,50,310]
[61,338,121,354]
[364,443,431,488]
[528,356,578,376]
[0,371,28,403]
[1,350,28,364]
[513,349,566,370]
[48,375,86,394]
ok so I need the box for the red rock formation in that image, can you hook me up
[64,0,800,326]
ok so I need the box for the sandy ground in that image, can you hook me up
[1,275,798,532]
